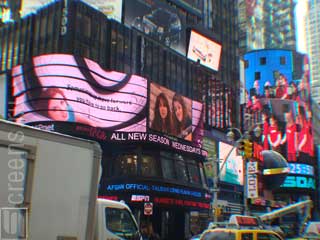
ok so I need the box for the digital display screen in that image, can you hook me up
[288,163,314,176]
[187,30,222,71]
[10,54,147,132]
[281,175,315,189]
[244,52,314,165]
[149,82,203,143]
[21,0,123,22]
[218,142,243,185]
[124,0,186,55]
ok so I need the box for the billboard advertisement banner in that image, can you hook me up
[244,54,314,166]
[149,82,203,144]
[187,30,222,71]
[10,54,148,132]
[124,0,186,55]
[218,142,244,185]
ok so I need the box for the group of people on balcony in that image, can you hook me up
[260,106,314,163]
[246,73,311,113]
[244,72,314,163]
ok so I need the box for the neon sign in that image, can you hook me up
[106,183,203,198]
[281,176,315,189]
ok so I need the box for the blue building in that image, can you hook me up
[244,49,293,97]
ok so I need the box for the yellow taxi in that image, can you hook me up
[199,228,284,240]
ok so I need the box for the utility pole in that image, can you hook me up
[212,125,260,222]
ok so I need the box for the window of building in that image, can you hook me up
[260,57,266,65]
[186,159,201,184]
[174,154,189,183]
[141,154,161,177]
[244,60,249,69]
[255,72,260,80]
[114,154,138,176]
[160,152,176,180]
[280,56,286,65]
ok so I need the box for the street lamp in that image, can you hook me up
[212,124,262,221]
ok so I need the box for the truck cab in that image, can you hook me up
[95,198,142,240]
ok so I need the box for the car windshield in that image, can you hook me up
[201,231,236,240]
[105,207,140,240]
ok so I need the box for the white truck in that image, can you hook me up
[0,120,141,240]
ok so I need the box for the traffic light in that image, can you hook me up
[237,139,253,158]
[237,139,246,155]
[244,139,253,158]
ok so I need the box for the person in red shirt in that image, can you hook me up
[280,111,298,162]
[268,114,282,152]
[297,107,311,163]
[275,74,289,99]
[261,111,270,150]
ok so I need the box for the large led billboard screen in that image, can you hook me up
[218,142,244,185]
[244,52,314,166]
[187,30,222,71]
[21,0,123,22]
[149,82,203,144]
[124,0,186,55]
[10,54,147,132]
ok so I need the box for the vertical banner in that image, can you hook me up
[246,161,258,199]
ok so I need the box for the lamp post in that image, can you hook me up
[212,125,262,221]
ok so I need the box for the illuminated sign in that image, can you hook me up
[281,176,315,189]
[247,162,258,198]
[219,142,243,185]
[106,183,203,198]
[83,0,123,23]
[229,215,260,227]
[10,54,147,132]
[187,30,222,71]
[108,132,207,156]
[131,195,150,202]
[288,163,314,176]
[154,197,210,209]
[149,82,204,143]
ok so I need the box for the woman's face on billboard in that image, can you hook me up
[159,98,168,119]
[173,100,183,122]
[48,92,68,121]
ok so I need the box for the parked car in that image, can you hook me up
[199,228,284,240]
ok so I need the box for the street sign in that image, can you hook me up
[144,202,153,215]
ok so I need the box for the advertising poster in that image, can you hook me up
[244,55,314,166]
[11,54,147,132]
[203,137,217,188]
[218,142,244,186]
[21,0,123,22]
[124,0,186,55]
[187,30,222,71]
[149,82,203,144]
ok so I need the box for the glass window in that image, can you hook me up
[160,152,176,180]
[141,155,160,177]
[257,233,282,240]
[114,154,138,176]
[260,57,266,65]
[105,207,140,240]
[280,56,286,65]
[201,231,235,240]
[175,154,188,183]
[241,233,253,240]
[186,159,201,184]
[255,72,261,80]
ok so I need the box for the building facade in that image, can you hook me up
[0,0,241,238]
[306,0,320,105]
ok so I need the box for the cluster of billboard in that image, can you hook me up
[9,53,204,148]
